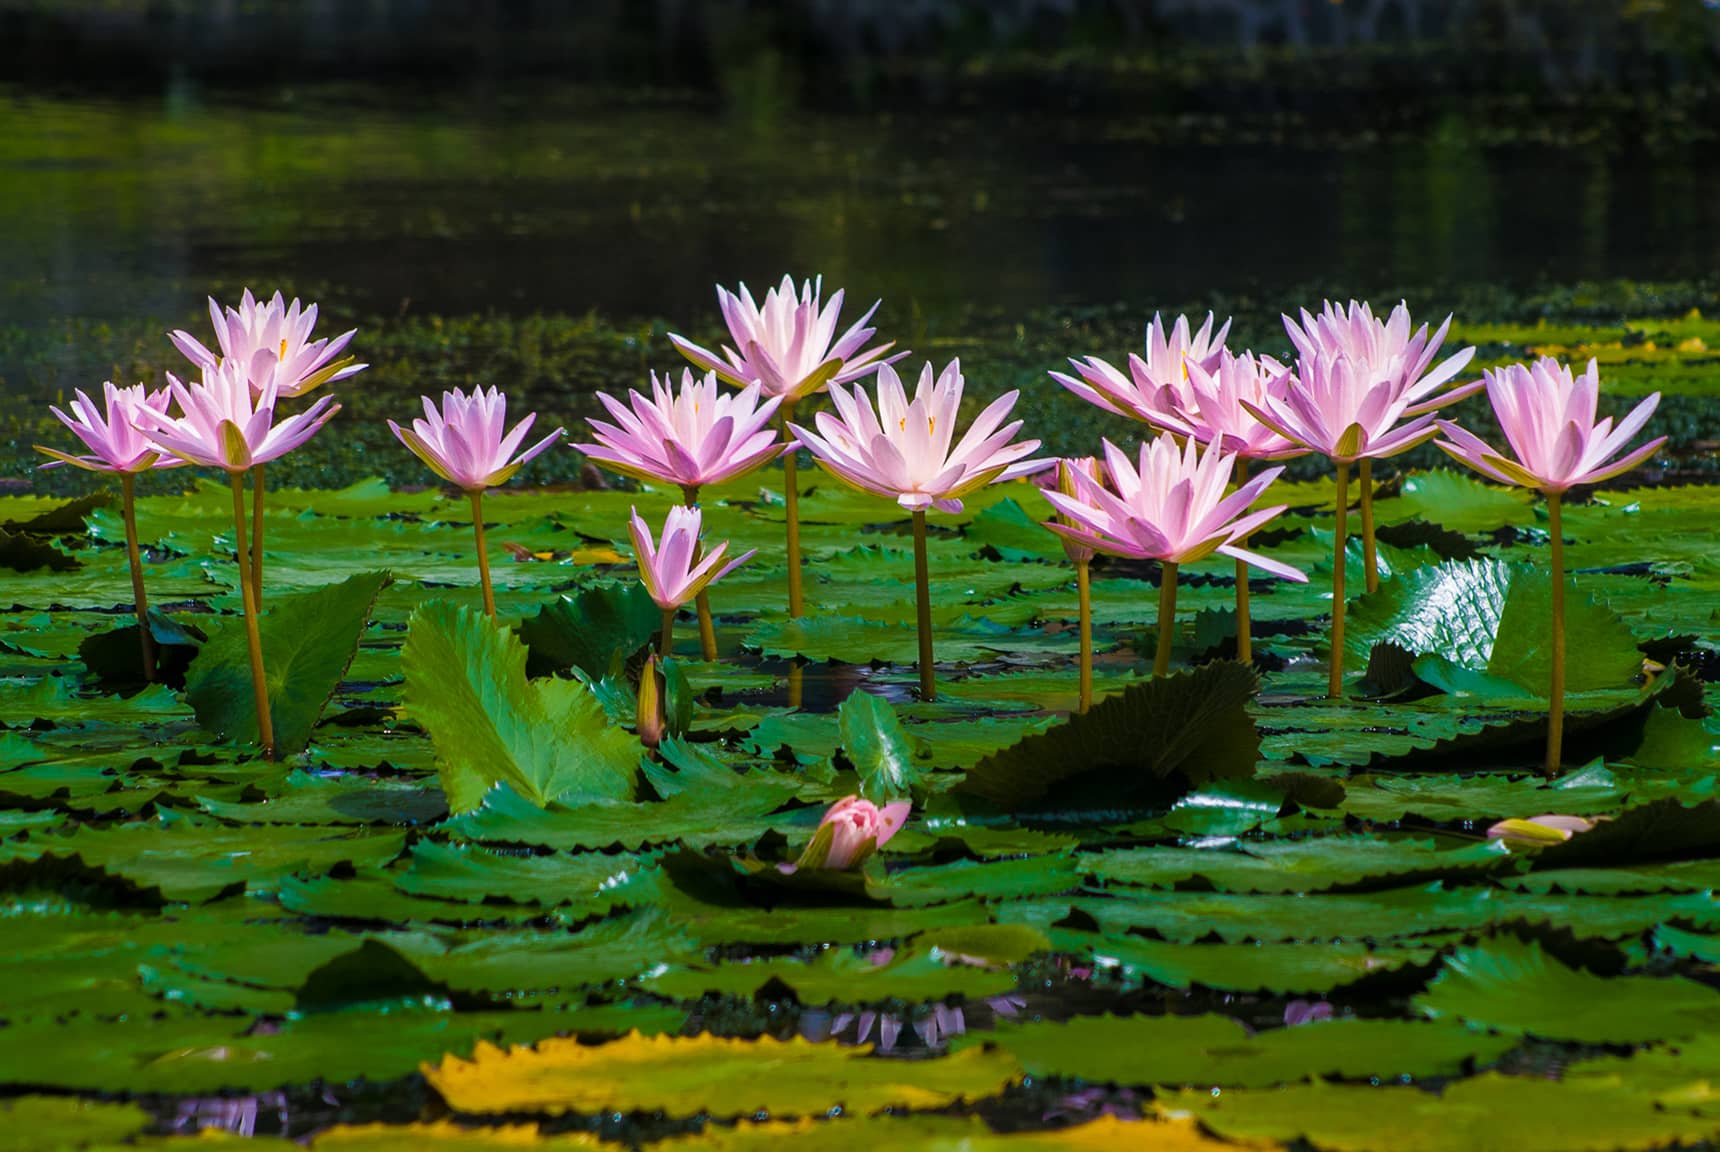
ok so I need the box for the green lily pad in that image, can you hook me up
[1415,935,1720,1042]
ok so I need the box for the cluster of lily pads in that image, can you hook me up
[8,281,1718,1150]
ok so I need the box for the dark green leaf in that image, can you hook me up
[518,582,661,679]
[185,570,392,755]
[955,662,1260,811]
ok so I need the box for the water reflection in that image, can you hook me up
[3,3,1716,430]
[170,1092,290,1138]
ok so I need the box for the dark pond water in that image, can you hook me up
[4,2,1719,339]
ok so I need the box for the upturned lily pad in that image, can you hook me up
[185,570,393,755]
[401,601,641,813]
[517,581,661,679]
[954,662,1259,811]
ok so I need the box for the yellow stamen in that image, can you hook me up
[279,339,288,360]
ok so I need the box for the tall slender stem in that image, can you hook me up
[250,462,266,607]
[120,473,157,683]
[229,471,274,758]
[1154,562,1179,678]
[1076,557,1093,713]
[1233,458,1252,667]
[1547,491,1566,775]
[911,509,936,702]
[1328,460,1351,700]
[469,489,496,618]
[1359,458,1378,594]
[660,607,676,657]
[682,484,718,661]
[782,401,805,618]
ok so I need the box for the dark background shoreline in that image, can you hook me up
[3,0,1717,488]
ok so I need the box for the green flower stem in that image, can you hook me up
[1154,561,1179,678]
[1234,458,1252,666]
[1359,458,1379,594]
[782,401,805,619]
[251,463,267,608]
[1076,556,1093,713]
[119,472,156,683]
[660,607,676,657]
[469,489,496,618]
[911,509,936,702]
[1547,490,1566,775]
[1328,459,1350,700]
[229,470,274,759]
[682,484,718,661]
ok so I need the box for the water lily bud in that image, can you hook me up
[1486,813,1597,846]
[637,654,667,750]
[795,794,912,871]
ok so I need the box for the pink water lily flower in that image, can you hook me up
[170,289,365,398]
[577,368,783,490]
[1284,300,1478,415]
[790,359,1045,513]
[1051,312,1231,425]
[669,275,905,402]
[1157,348,1306,460]
[1041,433,1307,581]
[1435,357,1665,493]
[37,382,183,473]
[810,794,912,870]
[139,362,340,472]
[389,387,563,492]
[1435,356,1663,773]
[629,504,755,611]
[1241,351,1441,463]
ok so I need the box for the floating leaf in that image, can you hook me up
[1088,837,1512,895]
[423,1032,1021,1118]
[1162,1072,1716,1152]
[1415,935,1720,1043]
[1067,935,1437,994]
[312,1121,603,1151]
[973,1014,1514,1088]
